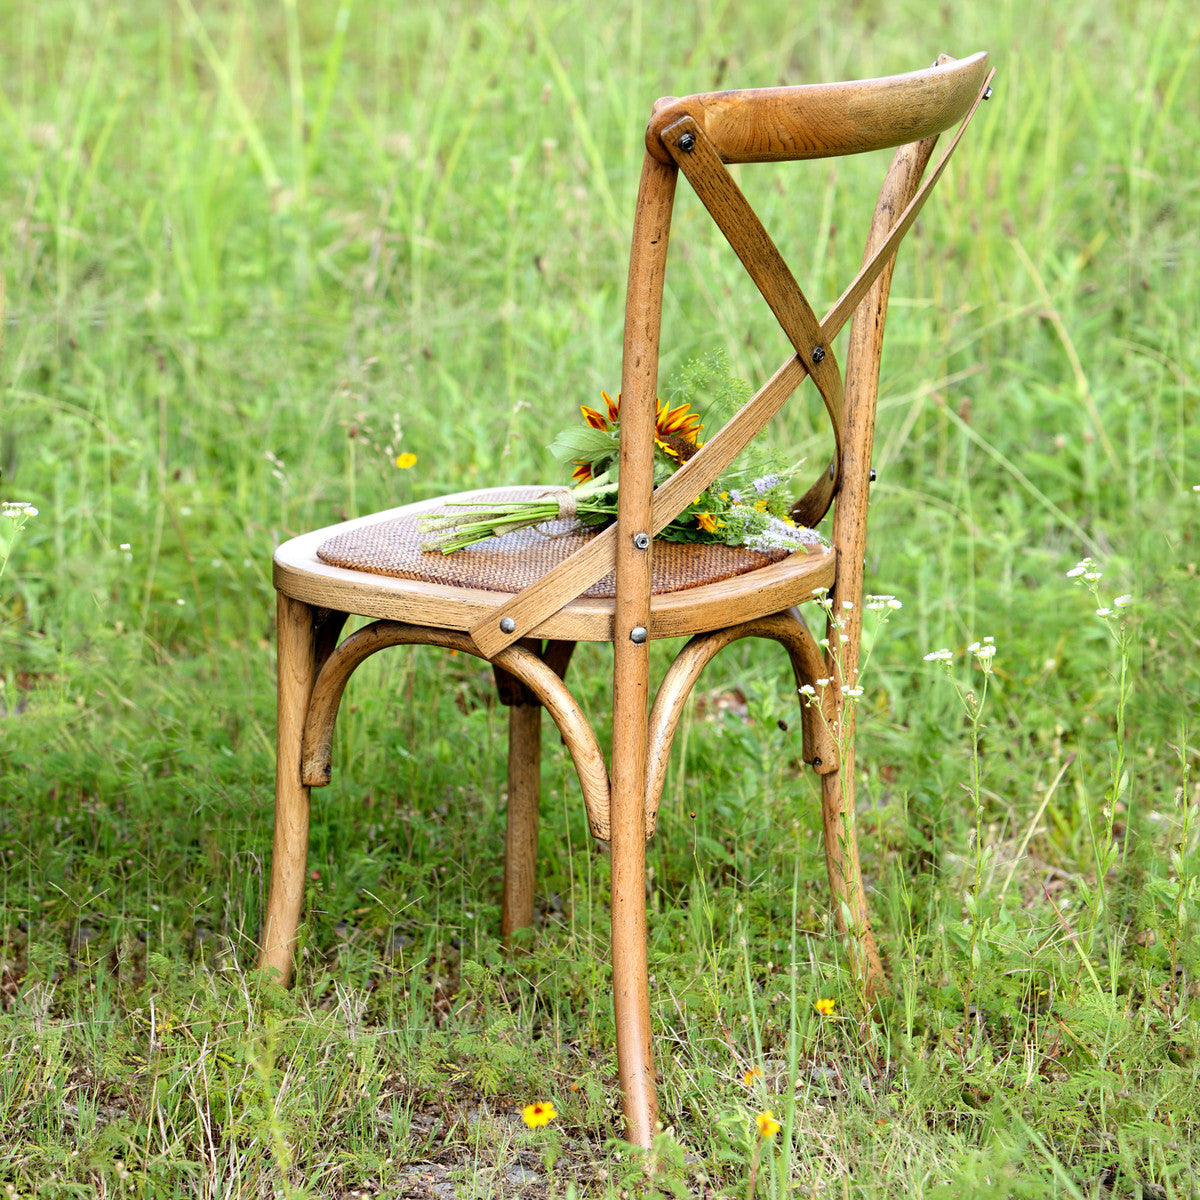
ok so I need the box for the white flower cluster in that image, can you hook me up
[865,594,903,611]
[1066,557,1102,582]
[2,501,38,520]
[969,637,997,673]
[1068,556,1132,618]
[923,648,953,662]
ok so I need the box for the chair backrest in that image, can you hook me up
[470,53,993,661]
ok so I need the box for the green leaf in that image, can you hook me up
[547,427,617,464]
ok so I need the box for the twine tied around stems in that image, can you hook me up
[538,487,577,523]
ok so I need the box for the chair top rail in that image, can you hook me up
[646,52,989,165]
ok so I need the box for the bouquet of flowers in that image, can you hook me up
[419,354,825,556]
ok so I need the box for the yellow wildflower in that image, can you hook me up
[755,1110,781,1139]
[521,1101,557,1128]
[696,512,722,534]
[395,452,417,469]
[743,1066,764,1087]
[814,998,836,1017]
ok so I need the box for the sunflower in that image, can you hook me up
[572,390,704,482]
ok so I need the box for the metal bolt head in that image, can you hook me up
[812,756,822,769]
[869,467,877,482]
[983,86,993,100]
[630,626,648,644]
[499,617,516,634]
[811,346,826,364]
[633,532,651,551]
[677,131,696,152]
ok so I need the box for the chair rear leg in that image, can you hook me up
[261,593,317,985]
[820,764,885,997]
[501,701,541,940]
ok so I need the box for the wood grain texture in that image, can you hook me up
[662,116,844,463]
[645,52,989,164]
[609,152,677,1148]
[275,488,835,646]
[260,593,317,985]
[501,703,542,940]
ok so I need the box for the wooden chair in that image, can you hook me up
[261,53,993,1146]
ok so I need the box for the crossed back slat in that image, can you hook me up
[470,54,993,660]
[657,112,847,518]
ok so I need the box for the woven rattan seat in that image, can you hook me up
[315,486,826,598]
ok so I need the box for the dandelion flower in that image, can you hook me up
[521,1101,557,1128]
[395,452,418,469]
[743,1067,764,1087]
[814,998,836,1017]
[755,1111,782,1139]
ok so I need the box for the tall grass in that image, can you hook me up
[1,1,1198,1196]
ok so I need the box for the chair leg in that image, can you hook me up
[501,702,541,940]
[820,762,885,998]
[610,813,657,1148]
[260,593,317,985]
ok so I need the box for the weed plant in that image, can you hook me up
[1,1,1199,1197]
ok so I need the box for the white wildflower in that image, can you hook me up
[1113,594,1133,608]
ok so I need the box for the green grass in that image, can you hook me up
[2,0,1199,1196]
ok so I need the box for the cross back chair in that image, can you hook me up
[261,52,993,1146]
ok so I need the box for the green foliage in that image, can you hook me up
[2,0,1199,1196]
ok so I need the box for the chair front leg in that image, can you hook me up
[820,757,885,998]
[501,701,542,941]
[261,592,318,985]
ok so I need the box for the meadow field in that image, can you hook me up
[1,1,1198,1196]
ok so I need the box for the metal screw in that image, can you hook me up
[869,467,877,482]
[983,86,993,100]
[811,346,826,364]
[677,131,696,152]
[828,462,835,479]
[499,617,516,634]
[630,626,648,644]
[633,532,651,550]
[812,756,822,769]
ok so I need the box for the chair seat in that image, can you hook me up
[274,486,836,643]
